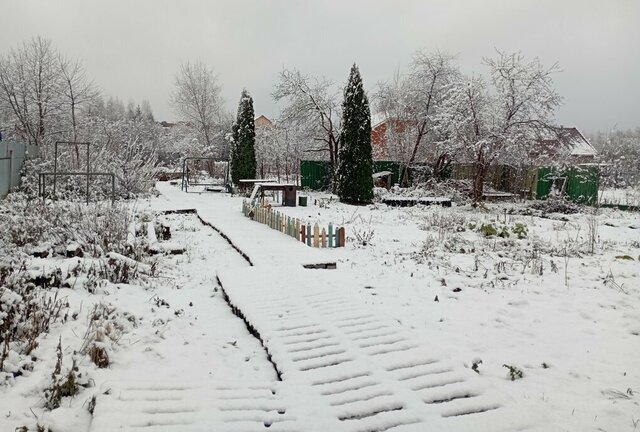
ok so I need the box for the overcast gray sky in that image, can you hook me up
[1,0,638,132]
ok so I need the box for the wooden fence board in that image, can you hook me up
[242,201,345,248]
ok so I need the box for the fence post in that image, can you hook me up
[321,228,327,248]
[313,224,320,247]
[306,224,312,246]
[328,223,334,248]
[338,227,346,247]
[301,224,306,244]
[296,220,301,241]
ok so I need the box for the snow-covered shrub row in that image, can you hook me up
[19,133,158,202]
[375,179,472,204]
[0,263,68,384]
[0,195,132,258]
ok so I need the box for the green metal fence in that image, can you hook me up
[300,160,333,190]
[536,165,600,205]
[300,160,403,190]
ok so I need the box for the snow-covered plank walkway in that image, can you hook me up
[91,381,301,431]
[152,182,336,268]
[217,267,538,431]
[91,185,542,431]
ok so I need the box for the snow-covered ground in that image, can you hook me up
[600,187,640,207]
[0,207,276,431]
[1,182,639,431]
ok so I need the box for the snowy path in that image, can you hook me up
[91,185,546,431]
[91,381,299,431]
[88,213,282,431]
[217,268,536,431]
[151,183,336,268]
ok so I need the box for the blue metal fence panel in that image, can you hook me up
[0,141,37,198]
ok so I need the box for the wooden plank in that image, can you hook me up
[328,224,334,248]
[321,228,327,248]
[313,224,320,248]
[295,220,301,241]
[301,224,306,244]
[338,227,346,247]
[306,224,311,246]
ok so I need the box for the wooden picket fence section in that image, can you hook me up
[242,200,346,248]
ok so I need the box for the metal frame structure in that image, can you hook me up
[181,157,230,193]
[39,141,116,203]
[38,172,115,203]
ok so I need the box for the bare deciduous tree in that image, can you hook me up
[437,51,562,203]
[590,128,640,188]
[170,61,224,151]
[58,54,100,162]
[376,50,460,184]
[273,68,340,189]
[0,36,63,147]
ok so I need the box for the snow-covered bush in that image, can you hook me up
[43,338,80,410]
[503,364,524,381]
[0,264,68,384]
[80,302,135,369]
[0,196,132,258]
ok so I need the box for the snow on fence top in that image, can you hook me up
[243,200,346,248]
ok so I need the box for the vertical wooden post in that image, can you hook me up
[301,225,306,244]
[313,224,320,247]
[328,223,334,248]
[295,220,301,241]
[306,224,312,246]
[321,228,327,248]
[338,227,346,247]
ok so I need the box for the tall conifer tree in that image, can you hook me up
[231,90,257,184]
[337,64,373,203]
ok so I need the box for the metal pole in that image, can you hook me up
[53,142,58,198]
[181,159,186,191]
[8,150,13,189]
[86,143,90,204]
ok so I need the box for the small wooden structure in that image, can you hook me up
[249,182,300,207]
[238,178,276,193]
[372,171,393,189]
